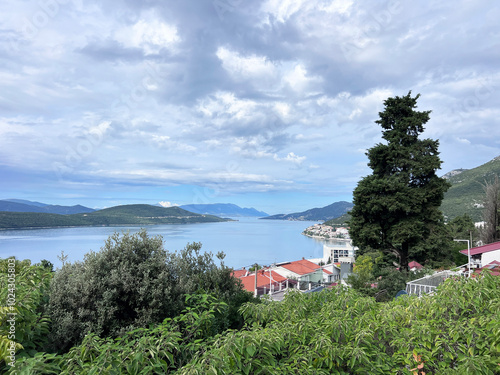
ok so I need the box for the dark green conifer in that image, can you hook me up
[349,92,450,271]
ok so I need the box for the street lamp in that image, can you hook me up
[454,239,471,278]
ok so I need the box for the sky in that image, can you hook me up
[1,0,499,215]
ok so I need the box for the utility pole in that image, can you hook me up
[454,239,471,278]
[254,263,258,297]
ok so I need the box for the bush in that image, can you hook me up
[12,293,232,374]
[47,230,252,352]
[182,273,500,374]
[0,259,52,371]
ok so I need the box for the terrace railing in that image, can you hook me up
[406,270,463,296]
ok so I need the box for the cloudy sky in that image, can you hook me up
[1,0,499,214]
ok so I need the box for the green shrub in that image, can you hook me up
[182,273,500,374]
[12,293,231,374]
[47,230,252,352]
[0,258,52,371]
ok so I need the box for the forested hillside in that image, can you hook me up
[262,201,353,221]
[0,204,228,229]
[440,156,500,221]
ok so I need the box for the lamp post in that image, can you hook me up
[454,239,471,278]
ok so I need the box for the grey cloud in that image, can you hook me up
[78,39,145,61]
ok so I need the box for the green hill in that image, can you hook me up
[0,204,229,229]
[261,201,353,221]
[323,213,351,226]
[440,156,500,221]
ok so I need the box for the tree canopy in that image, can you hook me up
[47,230,253,352]
[349,92,450,271]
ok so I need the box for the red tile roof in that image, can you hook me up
[473,260,500,277]
[409,261,423,270]
[234,270,288,293]
[460,241,500,256]
[231,269,248,278]
[280,259,332,275]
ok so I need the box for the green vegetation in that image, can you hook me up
[349,92,450,271]
[262,201,353,221]
[2,229,500,374]
[323,213,351,226]
[0,204,229,229]
[46,230,252,352]
[441,156,500,221]
[0,259,52,366]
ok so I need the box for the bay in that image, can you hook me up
[0,218,327,269]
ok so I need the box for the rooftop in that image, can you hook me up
[233,269,289,292]
[279,258,332,275]
[409,261,423,270]
[460,241,500,256]
[473,260,500,277]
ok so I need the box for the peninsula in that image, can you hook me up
[0,204,230,229]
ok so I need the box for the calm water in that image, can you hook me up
[0,218,329,269]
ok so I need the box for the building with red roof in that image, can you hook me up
[408,261,423,271]
[473,260,500,277]
[232,268,297,295]
[460,241,500,269]
[274,258,332,283]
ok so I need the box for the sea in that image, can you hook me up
[0,217,333,269]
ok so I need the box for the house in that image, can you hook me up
[321,263,341,282]
[232,268,297,296]
[323,241,357,263]
[473,260,500,277]
[460,241,500,269]
[273,258,332,284]
[409,261,423,271]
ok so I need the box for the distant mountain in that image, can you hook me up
[440,155,500,221]
[0,199,94,215]
[43,204,95,215]
[3,199,48,207]
[442,169,468,180]
[179,203,268,217]
[262,201,353,221]
[0,204,229,229]
[0,201,47,213]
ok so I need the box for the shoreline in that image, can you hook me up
[0,220,236,231]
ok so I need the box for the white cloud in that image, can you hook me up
[284,64,323,93]
[158,201,179,207]
[216,47,277,82]
[456,137,471,144]
[274,152,306,165]
[320,0,354,15]
[261,0,308,23]
[116,12,180,55]
[197,91,257,120]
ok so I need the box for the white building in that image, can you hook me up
[460,241,500,269]
[323,241,357,263]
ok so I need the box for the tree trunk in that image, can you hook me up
[400,242,409,272]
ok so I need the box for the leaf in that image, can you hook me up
[246,345,256,357]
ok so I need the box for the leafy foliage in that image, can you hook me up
[349,92,450,271]
[47,230,252,352]
[181,273,500,374]
[478,176,500,244]
[11,293,232,374]
[6,267,500,374]
[0,259,52,371]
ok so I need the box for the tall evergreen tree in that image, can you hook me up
[479,176,500,244]
[349,92,450,271]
